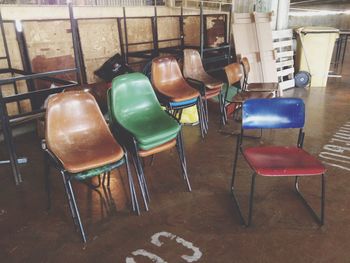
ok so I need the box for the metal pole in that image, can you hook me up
[123,7,129,65]
[68,3,84,86]
[200,1,204,59]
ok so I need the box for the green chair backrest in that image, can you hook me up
[109,72,162,125]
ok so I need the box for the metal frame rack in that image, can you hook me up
[330,31,349,77]
[118,4,232,72]
[0,4,83,185]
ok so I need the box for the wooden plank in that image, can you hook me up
[276,59,294,68]
[279,78,295,90]
[277,67,294,77]
[276,50,294,58]
[273,39,293,49]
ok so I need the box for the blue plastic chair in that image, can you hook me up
[231,98,326,226]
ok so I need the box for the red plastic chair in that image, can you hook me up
[231,98,326,226]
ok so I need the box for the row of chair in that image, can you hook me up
[42,52,327,243]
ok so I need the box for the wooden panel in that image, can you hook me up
[205,15,226,47]
[232,12,278,83]
[184,16,200,47]
[78,18,120,83]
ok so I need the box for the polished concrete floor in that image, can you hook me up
[1,70,350,262]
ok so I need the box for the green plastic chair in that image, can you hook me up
[108,72,192,211]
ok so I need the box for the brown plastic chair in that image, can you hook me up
[240,57,279,95]
[224,63,274,118]
[152,56,206,137]
[183,49,226,127]
[43,91,139,243]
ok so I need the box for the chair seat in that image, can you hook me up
[204,86,221,99]
[243,146,326,176]
[54,133,125,174]
[232,91,274,103]
[192,72,223,89]
[157,79,200,102]
[246,82,278,92]
[123,108,180,150]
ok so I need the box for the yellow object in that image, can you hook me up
[180,105,199,125]
[295,27,339,87]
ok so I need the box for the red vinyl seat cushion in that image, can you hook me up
[243,146,326,176]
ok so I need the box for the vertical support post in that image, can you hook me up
[75,21,88,84]
[117,18,126,64]
[68,3,84,86]
[179,4,185,51]
[200,1,204,59]
[15,23,38,109]
[152,6,159,57]
[0,91,22,185]
[0,12,23,113]
[123,7,129,65]
[228,4,233,64]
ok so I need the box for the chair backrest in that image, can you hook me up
[45,91,113,152]
[109,72,161,125]
[151,56,184,92]
[183,49,207,79]
[224,63,243,86]
[240,57,250,76]
[242,98,305,129]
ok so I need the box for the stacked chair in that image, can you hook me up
[151,56,207,138]
[183,49,226,127]
[43,91,139,243]
[108,73,192,211]
[240,57,279,96]
[231,98,326,226]
[224,62,274,120]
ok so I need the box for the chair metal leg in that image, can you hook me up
[131,153,149,211]
[60,171,87,243]
[44,153,51,210]
[176,129,191,192]
[196,98,205,138]
[294,174,325,225]
[124,152,140,215]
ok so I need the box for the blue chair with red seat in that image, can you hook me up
[231,98,326,226]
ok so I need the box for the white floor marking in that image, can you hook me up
[150,231,202,262]
[126,231,202,262]
[319,121,350,171]
[126,249,167,263]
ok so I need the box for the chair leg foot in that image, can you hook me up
[131,153,149,211]
[294,175,325,225]
[176,130,192,192]
[230,173,256,227]
[61,171,87,243]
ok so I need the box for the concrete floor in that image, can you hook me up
[1,71,350,262]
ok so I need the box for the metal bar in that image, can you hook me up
[3,83,76,103]
[200,1,204,59]
[0,68,78,85]
[180,4,185,50]
[152,6,159,57]
[123,7,129,65]
[68,4,84,86]
[0,91,22,185]
[117,18,126,63]
[11,69,75,85]
[75,19,88,84]
[125,40,154,46]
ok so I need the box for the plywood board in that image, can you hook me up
[232,12,278,83]
[184,16,200,47]
[157,16,181,49]
[78,18,120,83]
[205,14,226,47]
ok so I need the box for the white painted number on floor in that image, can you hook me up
[126,231,202,262]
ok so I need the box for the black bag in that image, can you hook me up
[94,53,133,82]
